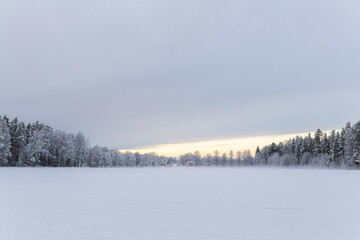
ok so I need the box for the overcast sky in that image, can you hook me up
[1,0,359,149]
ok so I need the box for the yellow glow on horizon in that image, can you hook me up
[119,130,336,157]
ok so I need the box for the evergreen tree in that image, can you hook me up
[344,122,354,167]
[228,150,234,166]
[194,150,201,166]
[2,115,360,169]
[74,132,88,167]
[0,118,11,165]
[328,130,340,165]
[351,121,360,166]
[338,128,346,157]
[221,153,227,166]
[134,152,141,166]
[321,133,329,154]
[256,146,260,155]
[214,150,219,166]
[294,137,302,162]
[9,119,26,166]
[313,129,323,156]
[236,151,242,166]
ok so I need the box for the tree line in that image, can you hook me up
[1,115,359,168]
[253,122,360,168]
[176,121,360,168]
[0,115,176,167]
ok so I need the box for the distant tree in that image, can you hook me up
[328,130,340,166]
[228,150,234,165]
[352,121,360,166]
[9,118,26,166]
[134,152,141,166]
[338,128,346,165]
[344,122,354,167]
[300,152,313,165]
[268,152,281,166]
[0,118,11,165]
[321,133,329,155]
[255,146,260,155]
[313,129,323,156]
[24,128,47,166]
[74,132,88,167]
[214,150,220,166]
[2,115,360,169]
[204,153,214,166]
[269,143,278,155]
[194,150,201,166]
[122,151,136,167]
[221,153,227,166]
[242,150,253,165]
[236,151,242,166]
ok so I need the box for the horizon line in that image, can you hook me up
[118,129,337,157]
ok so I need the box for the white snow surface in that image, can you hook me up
[1,167,359,240]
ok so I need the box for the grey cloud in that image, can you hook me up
[1,0,359,148]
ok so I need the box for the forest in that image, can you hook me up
[179,122,360,168]
[0,115,359,168]
[0,115,176,167]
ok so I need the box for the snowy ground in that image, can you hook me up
[1,167,359,240]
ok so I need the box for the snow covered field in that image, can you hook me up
[1,167,359,240]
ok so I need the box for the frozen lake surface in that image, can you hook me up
[1,167,359,240]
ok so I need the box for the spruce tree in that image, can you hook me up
[351,121,360,166]
[313,129,323,156]
[0,118,11,165]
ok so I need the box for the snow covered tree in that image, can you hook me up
[193,150,201,166]
[313,129,323,156]
[221,153,227,166]
[338,129,345,156]
[344,122,354,167]
[321,133,330,155]
[300,152,313,165]
[9,118,26,166]
[179,153,194,166]
[134,152,141,166]
[122,151,136,166]
[228,150,234,165]
[302,133,314,154]
[0,118,11,165]
[74,132,88,167]
[351,121,360,167]
[2,115,360,169]
[236,151,242,165]
[23,127,53,167]
[268,152,280,166]
[293,137,302,162]
[242,150,253,165]
[328,130,338,165]
[214,150,220,166]
[201,153,212,166]
[281,153,297,166]
[89,145,102,167]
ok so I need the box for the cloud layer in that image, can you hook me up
[1,0,359,148]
